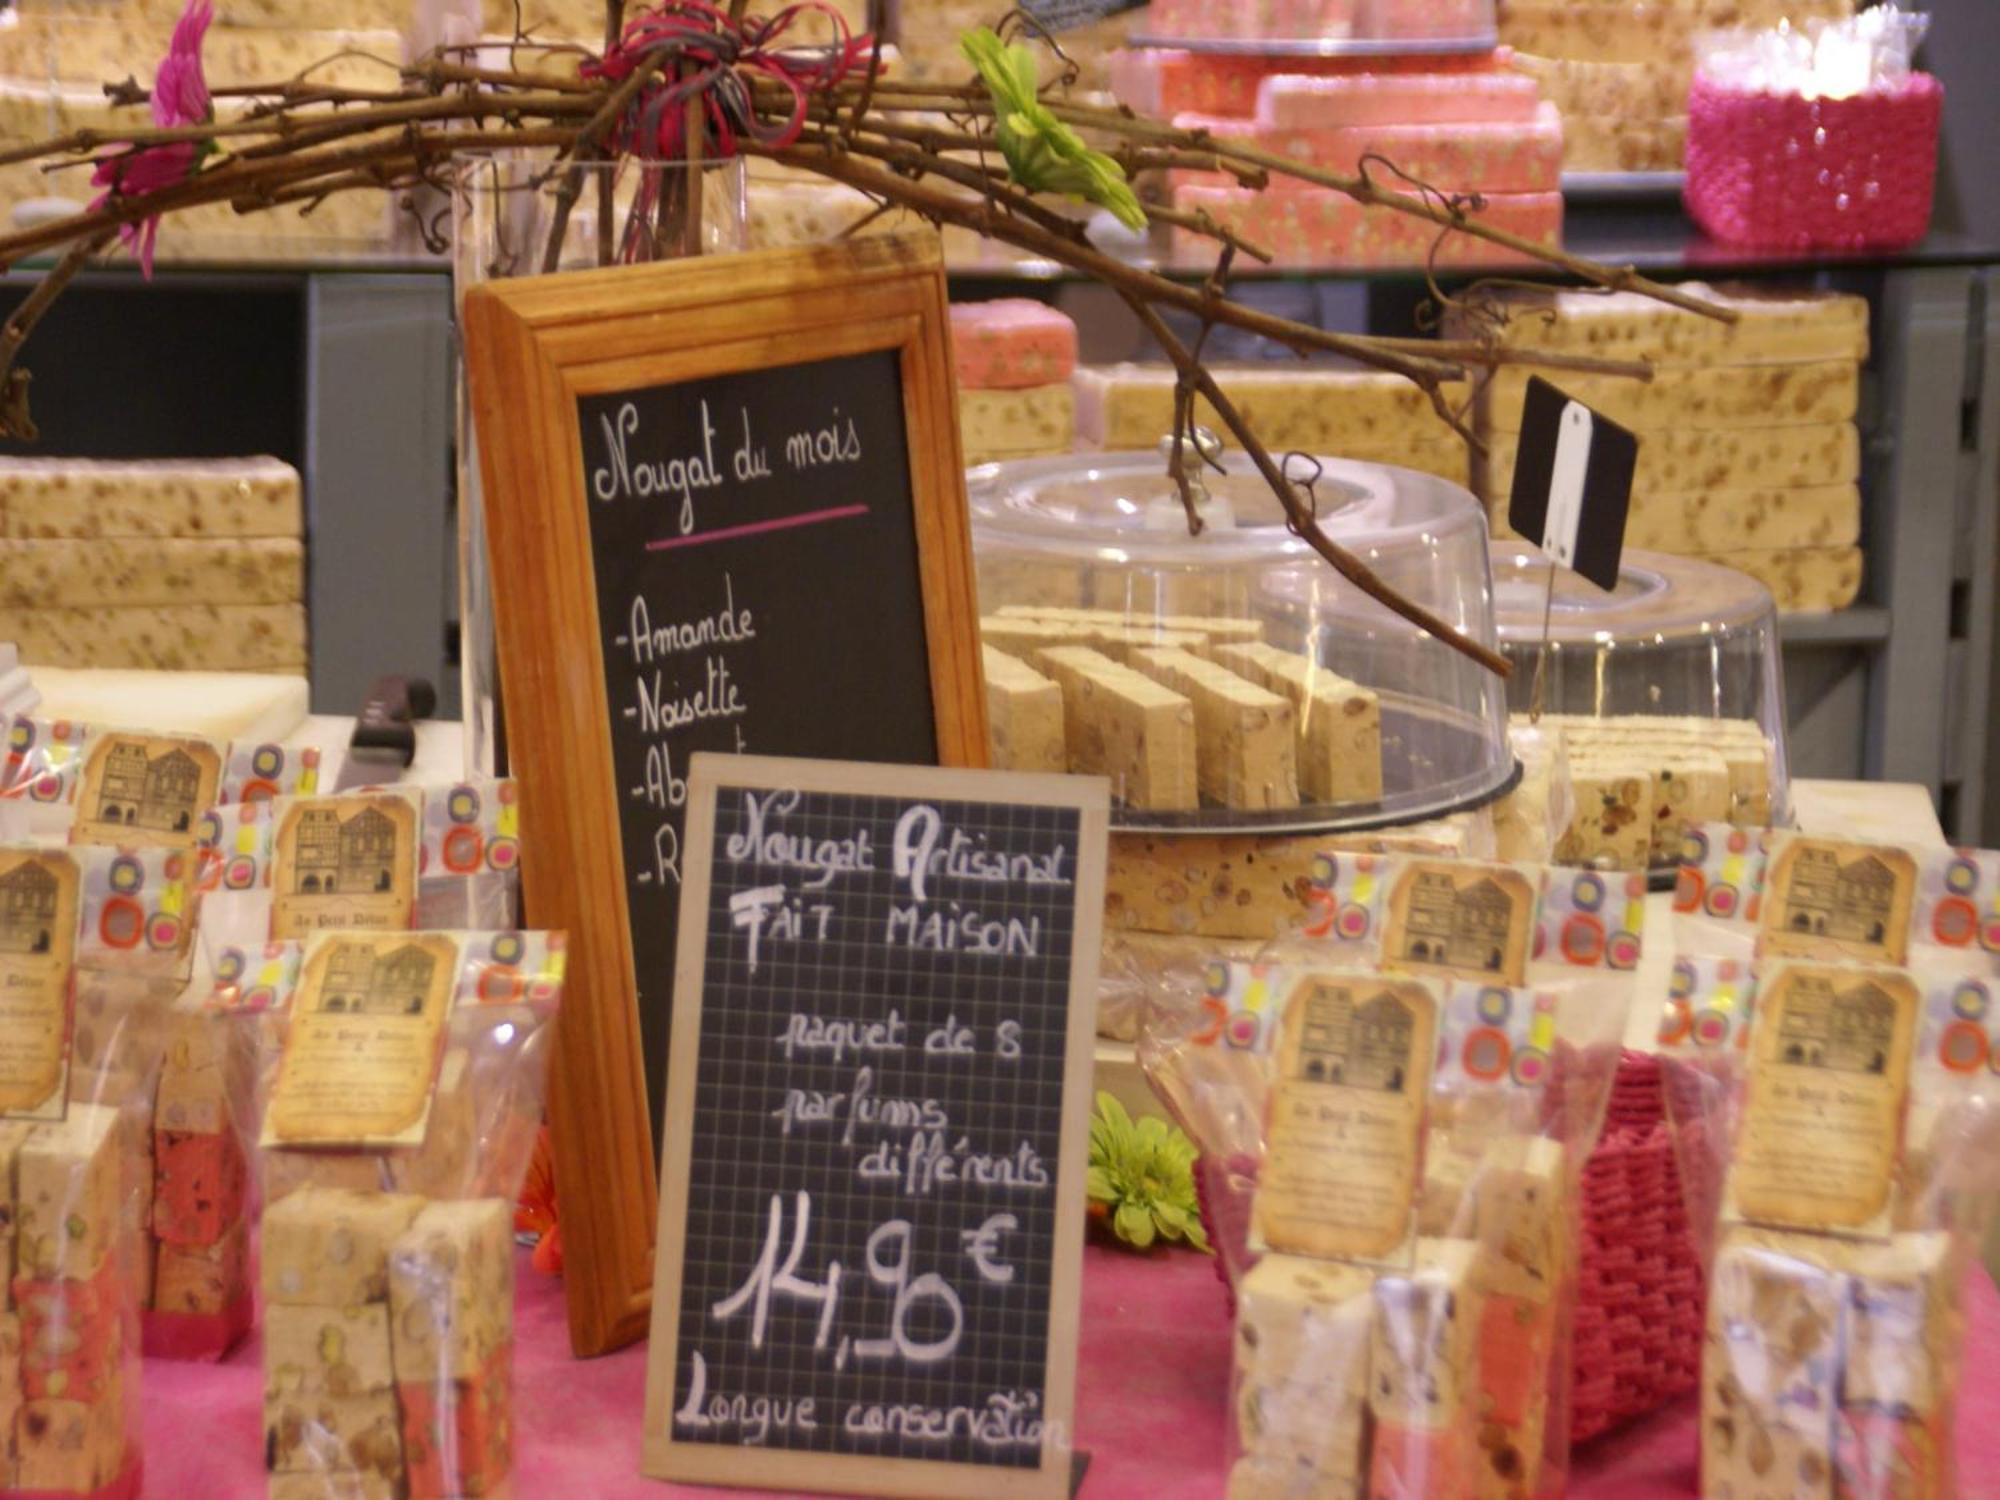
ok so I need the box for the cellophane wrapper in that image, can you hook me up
[0,844,187,1500]
[1138,852,1643,1500]
[245,929,564,1500]
[1660,822,2000,1500]
[193,779,522,949]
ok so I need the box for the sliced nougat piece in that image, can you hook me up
[1704,545,1864,613]
[1570,745,1731,862]
[1703,1237,1844,1497]
[268,1474,404,1500]
[398,1344,513,1499]
[1370,1239,1484,1430]
[994,604,1266,649]
[1842,1233,1957,1417]
[1470,1137,1568,1304]
[1210,641,1384,805]
[15,1103,121,1281]
[1072,624,1210,665]
[1835,1408,1943,1500]
[979,614,1096,661]
[264,1386,404,1478]
[387,1199,515,1384]
[261,1187,425,1307]
[0,1123,33,1307]
[154,1222,251,1317]
[16,1374,127,1494]
[982,646,1066,774]
[1226,1451,1359,1500]
[155,1008,256,1136]
[1482,360,1859,433]
[1235,1370,1367,1478]
[152,1128,249,1248]
[1235,1254,1376,1393]
[957,383,1075,463]
[15,1255,123,1403]
[1554,761,1655,871]
[1034,646,1197,811]
[1130,647,1299,810]
[265,1302,397,1400]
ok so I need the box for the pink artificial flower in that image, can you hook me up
[89,0,214,277]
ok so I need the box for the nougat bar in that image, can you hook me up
[1034,647,1198,811]
[949,299,1078,391]
[0,537,303,609]
[1480,423,1860,498]
[1129,647,1300,810]
[1700,546,1864,613]
[154,1223,251,1317]
[16,1374,126,1494]
[387,1200,515,1385]
[1471,1137,1569,1304]
[982,646,1066,775]
[1074,362,1469,453]
[265,1302,397,1400]
[155,1009,256,1136]
[398,1344,513,1499]
[1555,762,1656,871]
[15,1103,121,1281]
[1459,283,1868,366]
[1481,362,1860,434]
[1210,641,1383,805]
[957,384,1076,465]
[261,1188,424,1308]
[1371,1240,1484,1430]
[1236,1254,1375,1392]
[152,1129,249,1248]
[15,1255,122,1404]
[0,602,309,672]
[264,1387,404,1478]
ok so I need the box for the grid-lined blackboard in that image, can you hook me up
[644,754,1109,1500]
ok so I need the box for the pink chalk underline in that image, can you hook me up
[645,502,870,552]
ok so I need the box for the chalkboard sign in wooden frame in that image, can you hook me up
[461,234,989,1357]
[644,752,1108,1500]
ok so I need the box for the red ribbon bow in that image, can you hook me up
[582,1,874,160]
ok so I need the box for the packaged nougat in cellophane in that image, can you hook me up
[193,779,522,949]
[1661,825,2000,1500]
[1139,853,1645,1500]
[245,928,563,1500]
[0,841,192,1499]
[0,714,320,845]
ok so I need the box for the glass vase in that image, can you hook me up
[451,149,750,776]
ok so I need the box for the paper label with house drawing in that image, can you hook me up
[0,849,78,1121]
[1254,972,1437,1265]
[263,931,458,1148]
[270,794,419,940]
[1381,861,1536,987]
[1730,963,1917,1236]
[1760,838,1918,966]
[72,733,223,850]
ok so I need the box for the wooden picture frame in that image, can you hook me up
[460,234,989,1356]
[643,752,1108,1499]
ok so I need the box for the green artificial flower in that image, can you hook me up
[1086,1091,1210,1253]
[960,26,1148,232]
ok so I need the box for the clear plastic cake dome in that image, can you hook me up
[1490,540,1791,824]
[968,443,1512,832]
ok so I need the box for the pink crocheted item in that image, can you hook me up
[1684,71,1942,251]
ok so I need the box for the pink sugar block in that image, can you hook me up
[1110,46,1508,120]
[949,299,1078,391]
[1170,183,1562,269]
[1172,102,1563,193]
[1258,70,1545,127]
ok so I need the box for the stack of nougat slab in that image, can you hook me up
[1464,283,1869,612]
[0,457,307,674]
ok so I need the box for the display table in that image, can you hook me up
[146,1243,2000,1497]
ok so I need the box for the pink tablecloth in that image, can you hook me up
[148,1244,2000,1497]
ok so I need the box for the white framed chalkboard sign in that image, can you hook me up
[642,752,1109,1500]
[460,233,990,1356]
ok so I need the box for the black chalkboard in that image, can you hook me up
[644,754,1107,1499]
[577,350,942,1136]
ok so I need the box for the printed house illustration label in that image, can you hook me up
[0,850,79,1122]
[74,733,223,849]
[1730,963,1918,1236]
[264,931,457,1148]
[1255,974,1437,1265]
[1383,863,1535,986]
[1762,839,1917,966]
[270,794,419,939]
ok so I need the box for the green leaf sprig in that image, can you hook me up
[960,26,1148,232]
